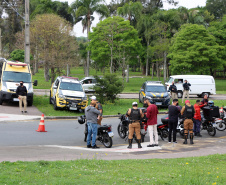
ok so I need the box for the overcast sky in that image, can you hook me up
[58,0,207,37]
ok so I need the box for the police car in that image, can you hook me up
[139,81,170,107]
[50,76,88,111]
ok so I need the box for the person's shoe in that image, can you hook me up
[21,111,23,114]
[147,144,154,147]
[183,134,188,144]
[173,141,177,144]
[196,133,202,137]
[127,139,133,149]
[194,133,197,136]
[154,144,159,146]
[87,144,92,148]
[138,139,142,148]
[92,145,100,149]
[190,134,194,144]
[24,111,27,113]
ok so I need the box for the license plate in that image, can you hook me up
[13,98,19,102]
[69,107,77,110]
[156,102,162,105]
[108,132,114,137]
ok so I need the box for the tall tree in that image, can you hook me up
[206,0,226,20]
[71,0,109,77]
[168,24,224,76]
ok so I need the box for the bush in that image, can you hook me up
[94,73,124,103]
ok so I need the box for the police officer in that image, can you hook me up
[181,100,196,144]
[182,80,191,103]
[169,81,178,100]
[126,102,144,149]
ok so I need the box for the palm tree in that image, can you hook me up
[71,0,109,76]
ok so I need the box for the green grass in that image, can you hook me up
[33,95,226,116]
[32,67,226,94]
[0,154,225,184]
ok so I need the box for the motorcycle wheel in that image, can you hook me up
[161,129,169,140]
[117,124,126,139]
[102,133,113,148]
[207,125,216,136]
[216,122,226,131]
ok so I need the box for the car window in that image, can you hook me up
[55,79,59,87]
[59,82,83,91]
[175,79,183,84]
[83,79,93,84]
[146,86,166,92]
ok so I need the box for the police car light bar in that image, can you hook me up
[7,62,27,67]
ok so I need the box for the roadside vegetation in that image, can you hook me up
[0,154,225,184]
[34,95,226,116]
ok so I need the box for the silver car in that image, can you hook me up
[80,77,97,92]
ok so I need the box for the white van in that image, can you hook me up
[165,75,216,98]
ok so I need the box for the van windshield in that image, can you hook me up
[60,82,83,92]
[2,71,31,83]
[147,86,166,92]
[167,77,174,84]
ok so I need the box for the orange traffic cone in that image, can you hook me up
[36,114,47,132]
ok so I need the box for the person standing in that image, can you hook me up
[181,100,196,144]
[16,81,27,114]
[194,100,202,137]
[168,99,181,143]
[85,101,101,149]
[201,94,208,107]
[182,80,191,103]
[144,98,159,147]
[169,82,178,100]
[90,96,103,125]
[126,102,144,149]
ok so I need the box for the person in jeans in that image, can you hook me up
[16,81,28,113]
[194,100,202,137]
[144,98,159,147]
[182,80,191,103]
[168,99,181,143]
[85,101,100,149]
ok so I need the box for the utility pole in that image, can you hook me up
[0,28,2,57]
[24,0,30,64]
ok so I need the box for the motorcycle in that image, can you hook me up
[215,107,226,131]
[78,115,114,148]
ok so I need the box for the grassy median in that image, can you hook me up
[0,154,225,184]
[33,95,226,116]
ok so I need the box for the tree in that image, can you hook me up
[71,0,109,77]
[28,14,79,83]
[89,16,142,78]
[93,73,124,103]
[9,49,33,62]
[206,0,226,20]
[168,24,224,76]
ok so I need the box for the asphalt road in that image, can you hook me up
[0,117,226,162]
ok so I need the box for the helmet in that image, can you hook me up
[78,115,86,124]
[208,101,214,107]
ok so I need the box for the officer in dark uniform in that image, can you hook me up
[169,81,178,100]
[126,102,144,149]
[181,100,196,144]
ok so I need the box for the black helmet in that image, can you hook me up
[208,101,214,107]
[78,115,86,124]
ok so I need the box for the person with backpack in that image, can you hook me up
[126,102,144,149]
[181,100,196,144]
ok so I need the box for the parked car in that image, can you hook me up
[80,76,97,92]
[139,81,170,107]
[50,76,88,111]
[165,75,216,98]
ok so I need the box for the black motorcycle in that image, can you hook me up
[78,115,114,148]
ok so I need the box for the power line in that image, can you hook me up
[3,0,24,20]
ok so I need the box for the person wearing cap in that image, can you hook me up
[169,82,178,100]
[90,96,103,126]
[126,102,144,149]
[168,99,181,143]
[143,98,159,147]
[85,100,101,149]
[181,100,196,144]
[182,80,191,103]
[193,100,202,137]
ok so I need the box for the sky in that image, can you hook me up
[58,0,207,37]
